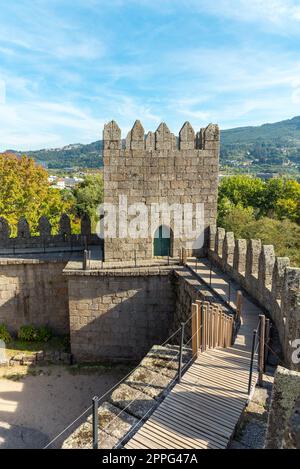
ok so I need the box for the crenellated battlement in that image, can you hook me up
[0,213,100,253]
[103,120,220,152]
[209,226,300,369]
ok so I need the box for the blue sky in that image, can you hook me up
[1,0,300,150]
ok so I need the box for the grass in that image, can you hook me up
[67,362,134,376]
[0,364,54,381]
[5,335,69,359]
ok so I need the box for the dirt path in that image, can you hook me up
[0,365,127,449]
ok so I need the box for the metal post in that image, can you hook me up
[134,250,137,267]
[258,314,265,387]
[264,318,270,373]
[83,249,88,270]
[92,396,99,449]
[178,322,185,383]
[248,329,257,397]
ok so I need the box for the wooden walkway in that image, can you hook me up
[125,259,260,450]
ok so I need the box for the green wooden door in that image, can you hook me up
[153,226,171,256]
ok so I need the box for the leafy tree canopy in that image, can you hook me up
[218,175,300,224]
[218,175,300,266]
[0,152,76,235]
[72,174,104,229]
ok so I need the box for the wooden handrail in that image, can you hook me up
[191,301,234,353]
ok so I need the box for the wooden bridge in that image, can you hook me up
[125,259,261,449]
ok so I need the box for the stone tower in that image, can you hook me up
[103,120,220,261]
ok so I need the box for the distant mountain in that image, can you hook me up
[6,116,300,171]
[220,116,300,169]
[10,140,104,169]
[222,116,300,144]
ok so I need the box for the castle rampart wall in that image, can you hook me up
[65,264,227,363]
[208,226,300,370]
[0,256,70,335]
[0,213,100,253]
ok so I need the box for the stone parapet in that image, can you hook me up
[208,226,300,370]
[265,366,300,448]
[0,214,101,253]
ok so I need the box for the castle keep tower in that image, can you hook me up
[103,120,220,261]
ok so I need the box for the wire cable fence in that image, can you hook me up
[100,347,184,446]
[103,321,205,449]
[43,310,196,449]
[44,297,237,450]
[98,303,235,449]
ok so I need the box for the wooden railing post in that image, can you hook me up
[258,314,265,386]
[196,300,202,351]
[182,248,187,265]
[236,290,243,322]
[201,303,205,352]
[191,303,199,359]
[202,303,207,352]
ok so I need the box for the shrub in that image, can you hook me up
[0,324,12,343]
[36,326,52,342]
[18,325,38,342]
[17,325,53,342]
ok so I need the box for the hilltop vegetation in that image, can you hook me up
[221,116,300,175]
[0,153,76,234]
[0,153,104,234]
[218,175,300,266]
[11,141,103,170]
[6,116,300,174]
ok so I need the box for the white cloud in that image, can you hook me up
[0,89,163,150]
[202,0,300,27]
[0,99,103,150]
[104,0,300,33]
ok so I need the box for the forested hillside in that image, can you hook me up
[221,116,300,169]
[5,116,300,172]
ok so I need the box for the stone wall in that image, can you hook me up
[103,120,219,261]
[208,226,300,370]
[66,266,176,362]
[65,262,227,363]
[265,366,300,448]
[0,213,101,253]
[0,257,69,335]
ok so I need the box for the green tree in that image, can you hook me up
[72,174,104,229]
[0,152,76,235]
[218,175,265,213]
[218,204,255,238]
[218,175,300,224]
[240,217,300,266]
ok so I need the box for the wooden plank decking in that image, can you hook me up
[125,259,260,450]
